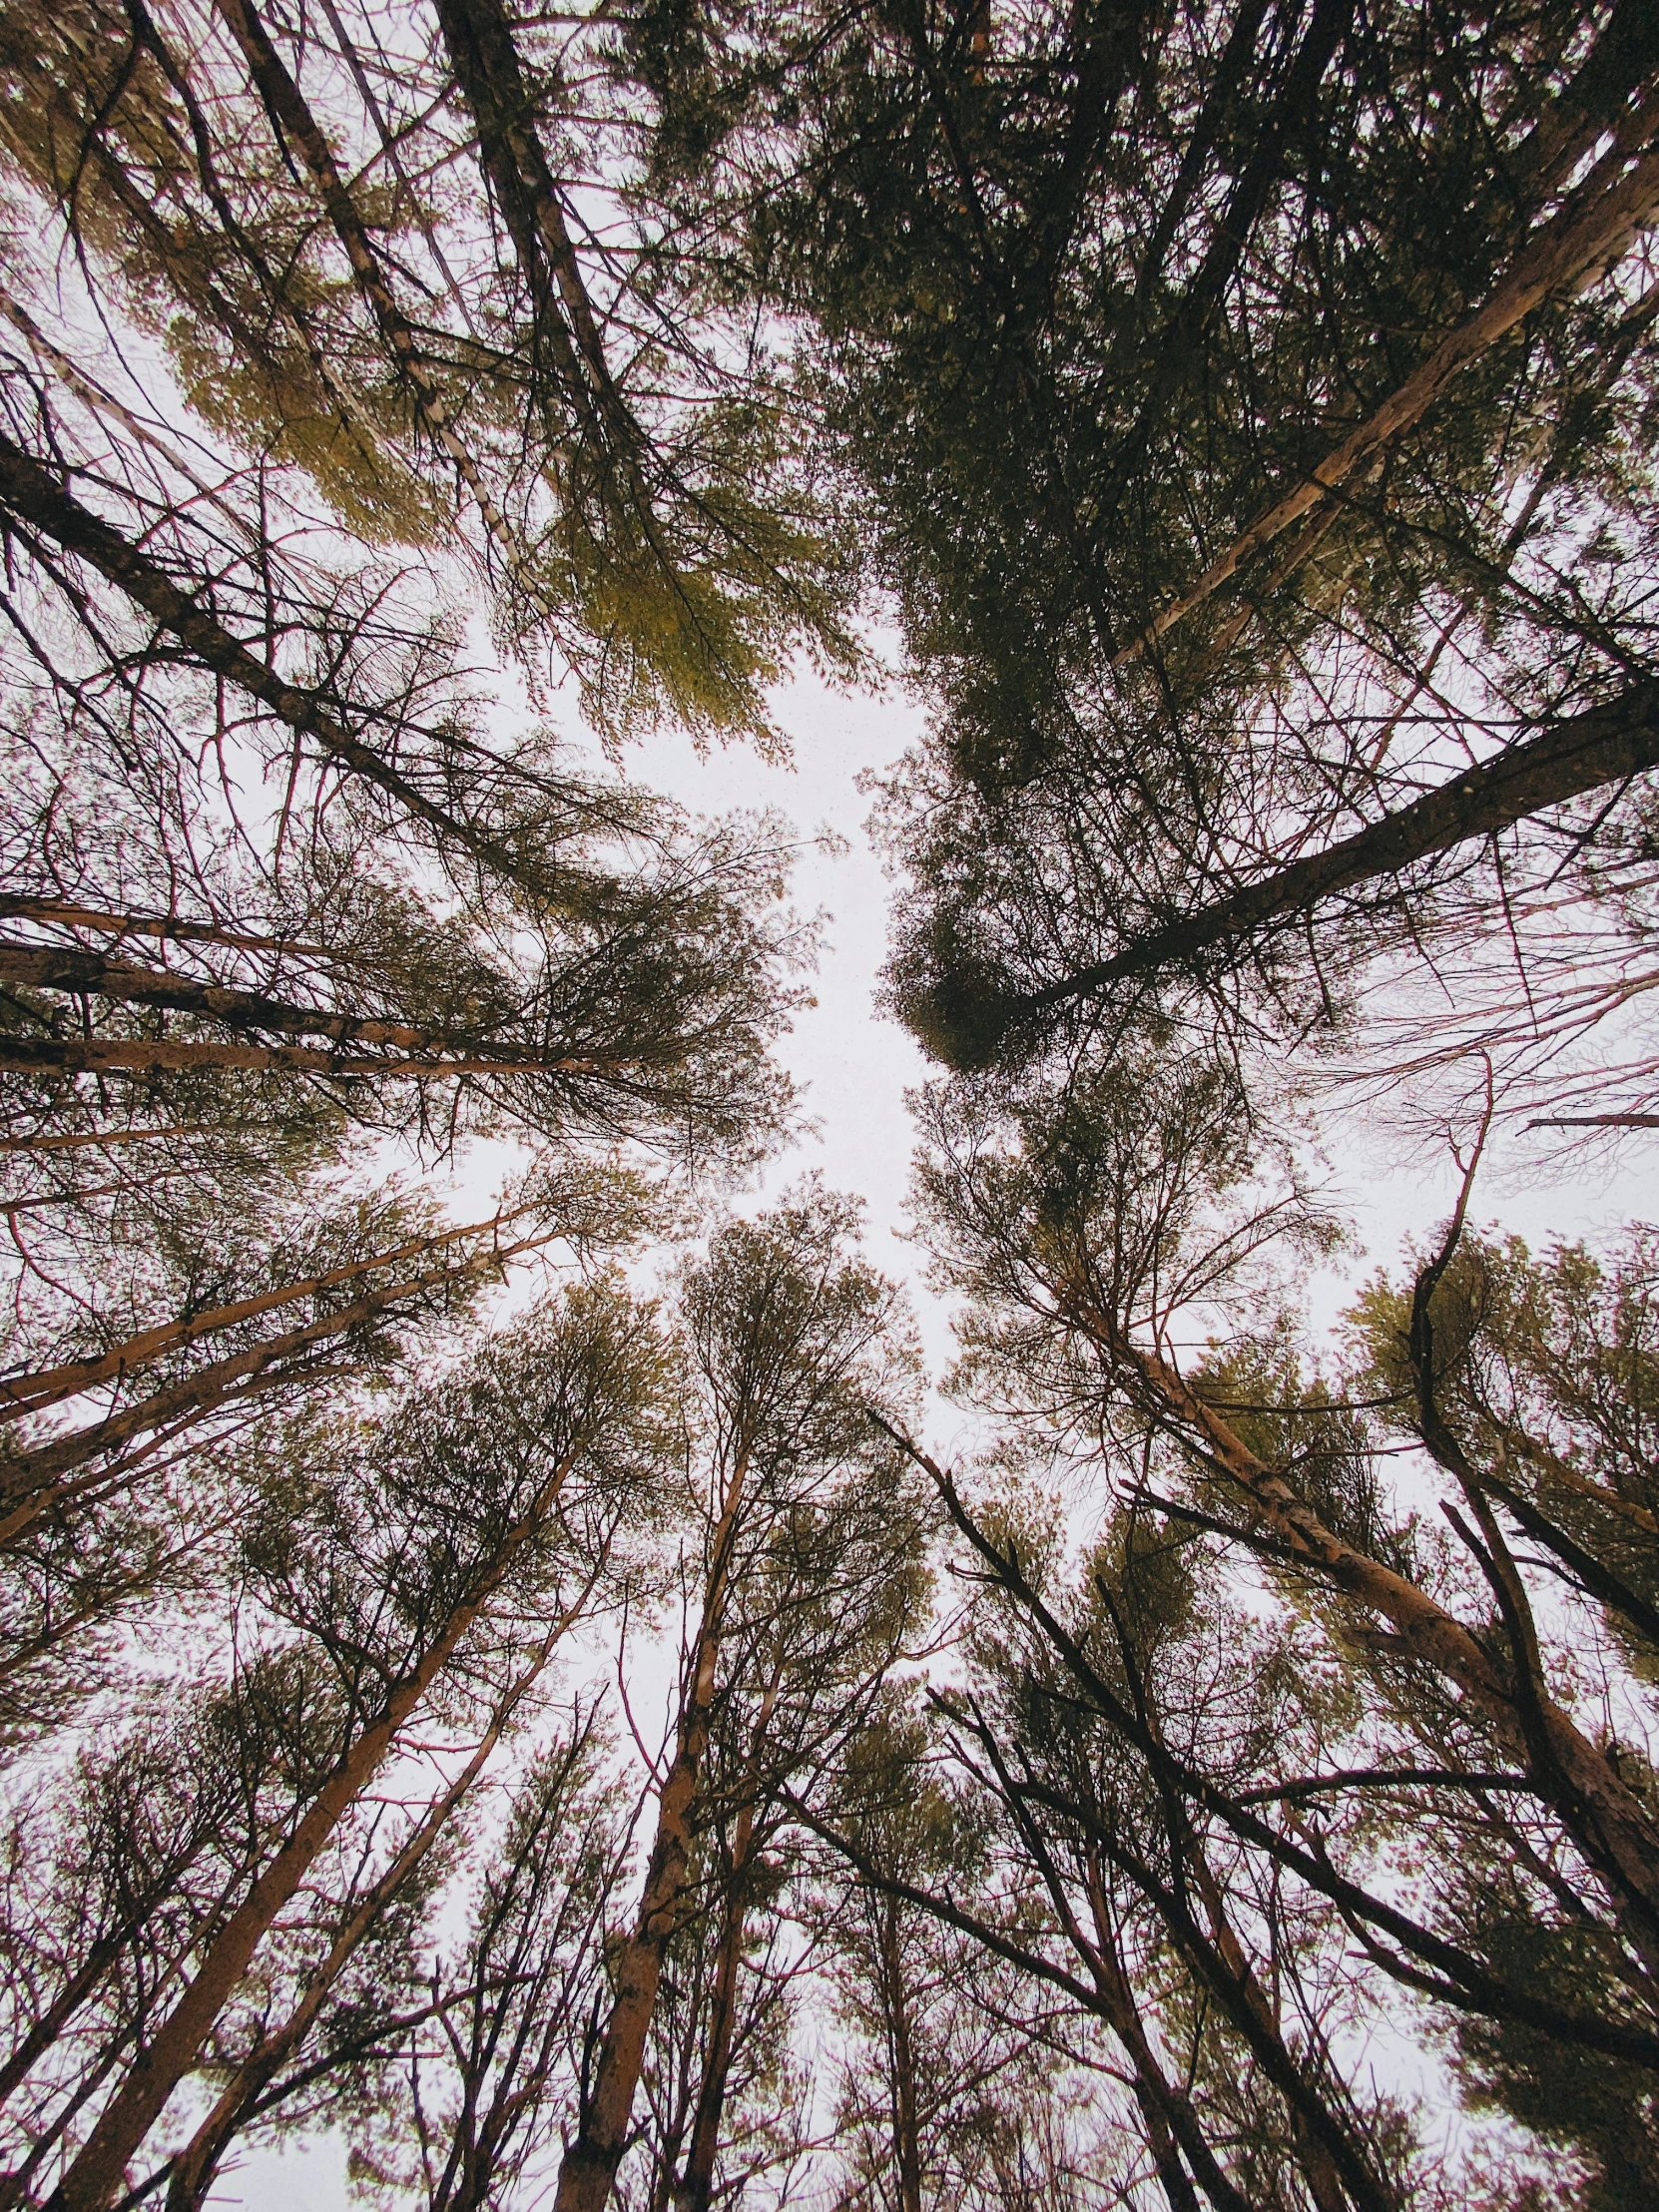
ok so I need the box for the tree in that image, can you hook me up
[645,0,1659,1115]
[17,1278,666,2211]
[551,1186,919,2212]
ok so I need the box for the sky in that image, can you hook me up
[214,649,1659,2212]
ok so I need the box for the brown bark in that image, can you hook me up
[552,1455,750,2212]
[0,1033,607,1083]
[1116,128,1659,665]
[43,1445,583,2212]
[674,1666,782,2212]
[430,0,630,448]
[1021,679,1659,1014]
[0,430,506,872]
[210,0,539,593]
[1106,1319,1659,1967]
[873,1896,924,2212]
[0,1205,532,1421]
[0,938,585,1068]
[161,1623,569,2212]
[0,1128,210,1155]
[0,1231,547,1542]
[0,898,328,958]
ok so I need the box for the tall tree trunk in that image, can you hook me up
[42,1448,583,2212]
[0,1231,547,1541]
[552,1456,750,2212]
[1,1204,533,1420]
[872,1895,923,2212]
[0,939,552,1062]
[161,1620,571,2212]
[1102,1317,1659,1974]
[1117,128,1659,663]
[1018,679,1659,1014]
[0,1034,604,1083]
[674,1665,782,2212]
[0,430,509,875]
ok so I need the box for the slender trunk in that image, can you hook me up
[874,1896,922,2212]
[552,1456,750,2212]
[431,0,631,446]
[0,1033,605,1083]
[1182,1845,1350,2212]
[675,1666,782,2212]
[211,0,541,597]
[161,1624,569,2212]
[1022,679,1659,1013]
[0,939,556,1063]
[0,430,508,875]
[0,1129,211,1155]
[0,897,330,959]
[1078,1855,1235,2212]
[1117,128,1659,663]
[0,1234,545,1541]
[1110,1322,1659,1969]
[43,1449,581,2212]
[0,1205,530,1421]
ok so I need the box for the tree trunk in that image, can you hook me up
[161,1623,568,2212]
[674,1665,782,2212]
[0,1232,545,1541]
[1109,1320,1659,1971]
[874,1896,923,2212]
[211,0,540,598]
[552,1456,750,2212]
[0,939,549,1063]
[1117,129,1659,663]
[0,1034,605,1083]
[1021,679,1659,1012]
[0,1205,531,1421]
[43,1449,582,2212]
[0,429,505,873]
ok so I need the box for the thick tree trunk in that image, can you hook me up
[211,0,534,591]
[43,1451,581,2212]
[1023,679,1659,1012]
[0,939,554,1063]
[1110,1323,1659,1970]
[162,1625,567,2212]
[552,1458,749,2212]
[674,1668,781,2212]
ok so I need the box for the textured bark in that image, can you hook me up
[211,0,534,587]
[0,1205,530,1421]
[1024,680,1659,1012]
[430,0,626,443]
[1117,130,1659,663]
[1108,1322,1659,1966]
[552,1458,749,2212]
[43,1450,581,2212]
[0,897,325,957]
[674,1668,781,2212]
[0,1033,602,1083]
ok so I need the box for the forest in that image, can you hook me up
[1,1,1657,2206]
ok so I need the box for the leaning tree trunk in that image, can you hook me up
[43,1448,583,2212]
